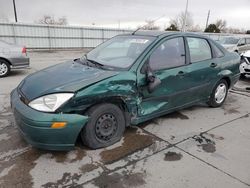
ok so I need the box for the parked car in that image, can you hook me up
[220,36,250,53]
[240,50,250,78]
[0,39,29,77]
[11,31,240,150]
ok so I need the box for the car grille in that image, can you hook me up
[245,69,250,72]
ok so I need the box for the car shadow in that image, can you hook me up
[9,70,29,77]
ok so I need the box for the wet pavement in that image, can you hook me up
[0,50,250,188]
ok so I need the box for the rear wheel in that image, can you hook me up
[81,103,125,149]
[207,79,228,107]
[0,60,10,78]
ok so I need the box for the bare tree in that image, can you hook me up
[37,15,68,25]
[170,11,194,31]
[139,20,160,30]
[189,24,202,32]
[225,27,245,34]
[215,19,227,32]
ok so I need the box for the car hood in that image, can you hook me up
[19,60,119,101]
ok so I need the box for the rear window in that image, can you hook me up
[211,43,224,58]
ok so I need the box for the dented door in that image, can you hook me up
[136,37,191,118]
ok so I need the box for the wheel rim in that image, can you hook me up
[0,63,8,76]
[215,83,227,104]
[95,113,118,142]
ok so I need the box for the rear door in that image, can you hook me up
[183,37,221,100]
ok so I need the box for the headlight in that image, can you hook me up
[29,93,74,112]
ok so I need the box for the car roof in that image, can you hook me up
[125,30,209,39]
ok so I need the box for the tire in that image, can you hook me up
[81,103,125,149]
[0,60,10,78]
[207,79,228,108]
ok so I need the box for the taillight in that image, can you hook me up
[22,47,26,54]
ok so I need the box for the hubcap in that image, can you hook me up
[215,83,227,104]
[0,63,8,76]
[95,113,117,141]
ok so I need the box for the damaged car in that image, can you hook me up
[240,50,250,78]
[11,31,240,150]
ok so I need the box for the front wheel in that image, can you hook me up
[207,79,228,107]
[0,60,10,78]
[81,103,125,149]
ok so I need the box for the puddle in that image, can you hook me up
[0,149,44,187]
[42,173,81,188]
[93,172,146,188]
[80,163,99,174]
[223,107,240,115]
[242,114,249,118]
[164,151,183,161]
[53,149,86,163]
[100,127,156,164]
[170,135,175,140]
[193,134,217,153]
[208,133,224,140]
[201,143,216,153]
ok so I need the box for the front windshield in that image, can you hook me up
[86,35,155,69]
[219,37,240,45]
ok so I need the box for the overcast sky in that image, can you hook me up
[0,0,250,30]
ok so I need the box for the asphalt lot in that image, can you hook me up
[0,50,250,188]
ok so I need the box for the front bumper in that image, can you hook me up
[11,89,88,150]
[240,62,250,74]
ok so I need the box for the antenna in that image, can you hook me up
[132,15,165,35]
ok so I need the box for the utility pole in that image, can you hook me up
[13,0,18,22]
[183,0,189,32]
[205,10,210,30]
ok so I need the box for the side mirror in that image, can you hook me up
[146,65,161,93]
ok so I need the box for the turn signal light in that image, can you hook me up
[51,122,67,129]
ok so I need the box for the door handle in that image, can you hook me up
[177,71,185,76]
[210,63,217,68]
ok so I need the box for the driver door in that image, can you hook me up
[136,37,191,118]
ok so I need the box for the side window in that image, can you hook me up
[187,37,212,63]
[211,43,224,58]
[246,38,250,44]
[149,37,185,71]
[238,38,246,45]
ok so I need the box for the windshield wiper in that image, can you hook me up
[87,59,104,68]
[77,55,107,70]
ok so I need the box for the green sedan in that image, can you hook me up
[11,31,240,150]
